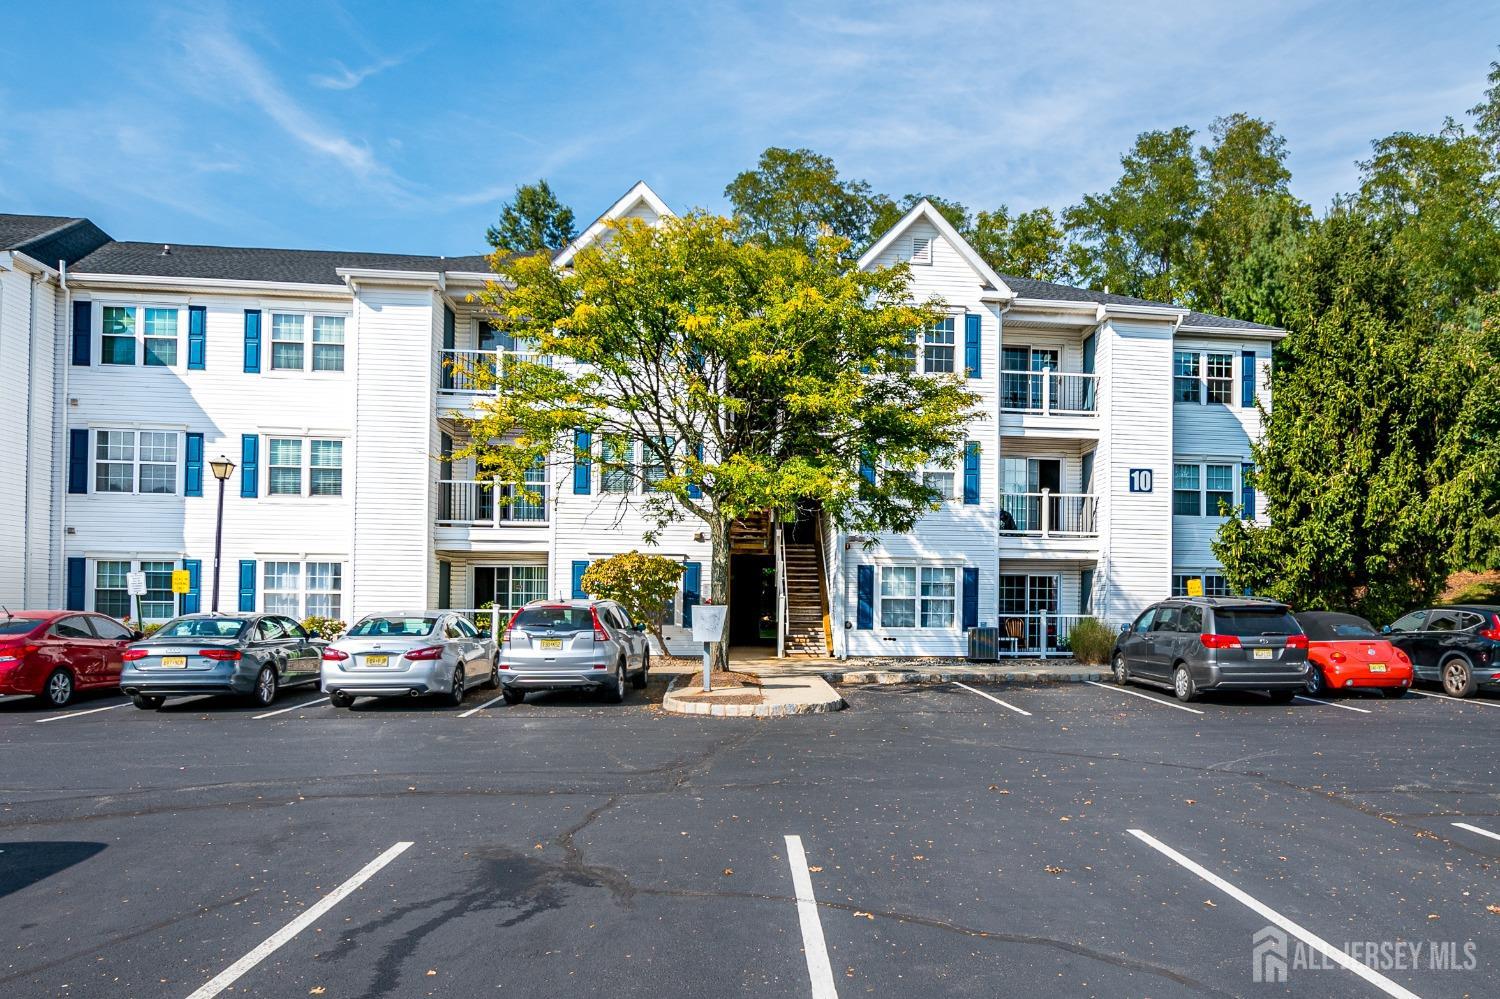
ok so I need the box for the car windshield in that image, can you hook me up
[1296,614,1379,641]
[512,606,595,631]
[348,617,438,637]
[1214,608,1300,636]
[157,618,247,639]
[0,618,43,636]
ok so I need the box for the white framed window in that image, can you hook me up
[920,567,956,627]
[263,560,344,619]
[266,437,343,497]
[878,564,958,629]
[311,316,346,371]
[600,435,633,494]
[270,313,305,370]
[1173,460,1238,517]
[1206,353,1234,403]
[99,304,182,367]
[910,236,932,264]
[922,465,956,502]
[93,558,176,620]
[642,436,675,493]
[879,566,917,627]
[94,429,178,495]
[268,312,347,372]
[1172,572,1231,597]
[474,564,547,612]
[1175,349,1238,405]
[923,317,955,374]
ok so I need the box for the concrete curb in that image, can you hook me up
[661,677,846,718]
[814,668,1109,686]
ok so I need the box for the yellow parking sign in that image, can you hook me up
[171,569,192,595]
[1185,577,1204,597]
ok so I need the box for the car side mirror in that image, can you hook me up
[1118,623,1129,633]
[131,630,144,640]
[1381,625,1392,635]
[634,622,646,632]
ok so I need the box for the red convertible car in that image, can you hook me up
[1293,611,1412,698]
[0,611,139,706]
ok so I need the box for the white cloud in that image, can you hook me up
[310,53,411,91]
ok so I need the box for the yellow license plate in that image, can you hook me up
[1369,663,1387,673]
[1253,648,1273,660]
[365,655,389,667]
[161,656,187,669]
[539,639,563,650]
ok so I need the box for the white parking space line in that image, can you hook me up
[459,694,506,718]
[33,700,129,724]
[253,697,330,720]
[951,681,1032,716]
[1293,695,1372,714]
[1128,829,1420,999]
[1452,821,1500,843]
[1084,680,1205,715]
[784,835,838,999]
[186,840,413,999]
[1411,689,1500,708]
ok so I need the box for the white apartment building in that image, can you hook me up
[0,183,1281,658]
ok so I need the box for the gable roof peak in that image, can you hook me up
[553,180,673,267]
[857,199,1013,299]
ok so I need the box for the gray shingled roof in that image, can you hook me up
[1000,273,1279,332]
[0,214,112,267]
[69,241,500,285]
[0,214,80,249]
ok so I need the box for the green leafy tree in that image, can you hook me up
[452,213,978,668]
[580,551,684,653]
[485,179,577,252]
[725,147,885,253]
[968,205,1073,283]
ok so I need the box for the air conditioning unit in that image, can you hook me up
[967,626,1001,661]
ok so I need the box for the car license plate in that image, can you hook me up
[1369,663,1387,673]
[161,656,187,668]
[365,655,389,667]
[1253,648,1273,660]
[539,639,563,650]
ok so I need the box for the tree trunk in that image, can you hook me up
[709,515,732,672]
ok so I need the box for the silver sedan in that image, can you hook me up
[320,611,497,708]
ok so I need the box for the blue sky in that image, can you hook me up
[2,1,1496,255]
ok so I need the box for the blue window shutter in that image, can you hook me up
[571,560,590,599]
[856,565,875,629]
[682,561,701,627]
[180,559,201,614]
[240,434,259,497]
[573,430,592,494]
[1241,463,1256,519]
[66,557,86,610]
[184,432,204,496]
[1082,333,1096,374]
[1241,351,1256,407]
[859,455,875,485]
[687,442,703,499]
[238,560,256,612]
[243,310,261,373]
[68,428,89,494]
[187,306,207,370]
[964,313,981,377]
[961,567,979,630]
[963,442,981,505]
[438,561,451,610]
[443,306,456,350]
[71,301,91,366]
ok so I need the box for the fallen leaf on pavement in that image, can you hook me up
[1045,865,1065,874]
[722,868,733,876]
[809,865,823,872]
[310,989,326,996]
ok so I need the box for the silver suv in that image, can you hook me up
[498,599,650,705]
[1111,597,1309,702]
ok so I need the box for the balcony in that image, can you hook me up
[998,491,1099,558]
[438,349,550,397]
[999,370,1099,438]
[434,479,550,552]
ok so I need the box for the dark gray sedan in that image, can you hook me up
[120,613,324,709]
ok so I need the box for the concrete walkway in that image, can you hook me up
[661,671,844,718]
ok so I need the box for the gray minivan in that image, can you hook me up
[497,599,650,704]
[1111,597,1310,702]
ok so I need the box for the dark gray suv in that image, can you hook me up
[1111,597,1310,702]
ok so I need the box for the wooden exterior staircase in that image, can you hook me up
[730,511,772,554]
[783,537,830,657]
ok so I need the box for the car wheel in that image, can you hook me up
[1172,664,1198,703]
[253,666,278,707]
[502,687,525,705]
[632,650,649,690]
[329,692,354,708]
[604,662,626,704]
[446,665,465,707]
[44,669,75,708]
[1112,654,1130,686]
[132,694,164,710]
[1304,663,1328,697]
[1382,686,1407,699]
[488,661,500,690]
[1266,688,1297,704]
[1442,656,1478,698]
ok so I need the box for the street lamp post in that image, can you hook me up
[208,456,236,612]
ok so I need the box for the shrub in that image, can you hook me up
[1066,617,1117,664]
[141,622,164,637]
[580,551,684,653]
[301,616,347,640]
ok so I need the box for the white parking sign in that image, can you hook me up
[126,571,148,596]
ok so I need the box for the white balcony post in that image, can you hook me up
[1041,488,1051,537]
[492,478,502,527]
[1040,609,1050,658]
[1042,370,1052,415]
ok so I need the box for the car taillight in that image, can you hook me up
[590,608,608,643]
[0,643,38,663]
[1286,634,1308,649]
[503,609,523,644]
[122,648,150,661]
[322,648,350,661]
[1394,648,1410,664]
[200,649,242,661]
[1482,616,1500,641]
[405,646,444,661]
[1329,650,1347,663]
[1200,633,1241,649]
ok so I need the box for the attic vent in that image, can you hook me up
[911,236,932,264]
[160,244,172,256]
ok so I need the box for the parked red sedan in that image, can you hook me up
[0,611,139,707]
[1293,611,1412,698]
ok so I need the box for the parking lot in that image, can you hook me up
[0,679,1497,998]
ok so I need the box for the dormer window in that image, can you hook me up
[911,237,932,265]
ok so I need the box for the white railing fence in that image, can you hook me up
[999,370,1099,415]
[439,349,550,392]
[999,491,1098,536]
[993,611,1091,657]
[436,479,548,526]
[450,607,515,637]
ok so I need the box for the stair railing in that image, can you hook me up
[775,512,788,659]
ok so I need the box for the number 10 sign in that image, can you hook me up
[1128,469,1153,493]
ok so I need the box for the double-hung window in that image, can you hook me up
[879,566,917,627]
[1173,351,1201,403]
[1205,463,1235,515]
[1172,573,1230,597]
[1206,353,1234,403]
[269,439,303,495]
[102,306,136,365]
[269,313,347,372]
[923,318,956,374]
[143,308,179,366]
[922,465,955,502]
[879,565,957,628]
[271,314,305,370]
[1172,463,1201,515]
[93,558,176,619]
[100,305,181,366]
[267,437,343,497]
[263,560,343,619]
[1173,461,1238,517]
[311,316,346,371]
[600,436,632,493]
[94,429,177,494]
[919,567,956,627]
[642,436,674,492]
